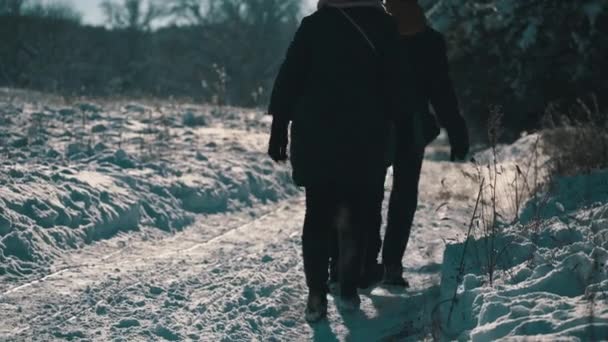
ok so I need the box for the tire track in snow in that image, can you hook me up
[0,202,290,299]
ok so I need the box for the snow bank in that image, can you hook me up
[438,169,608,341]
[473,132,544,165]
[0,95,297,277]
[520,170,608,224]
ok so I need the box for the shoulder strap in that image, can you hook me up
[337,8,378,54]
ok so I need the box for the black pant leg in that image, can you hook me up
[303,186,336,293]
[382,150,424,268]
[336,187,363,297]
[328,177,383,285]
[329,228,339,282]
[337,181,384,294]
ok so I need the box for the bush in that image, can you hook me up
[423,0,608,142]
[542,97,608,177]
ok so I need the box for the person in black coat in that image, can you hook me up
[267,0,406,322]
[377,0,470,286]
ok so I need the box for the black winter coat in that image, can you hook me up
[397,28,464,148]
[268,7,407,187]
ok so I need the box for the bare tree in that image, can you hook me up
[164,0,301,105]
[0,0,28,16]
[171,0,300,25]
[165,0,212,24]
[100,0,167,31]
[1,0,81,21]
[25,0,81,22]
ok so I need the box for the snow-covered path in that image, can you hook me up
[0,92,481,341]
[0,162,471,341]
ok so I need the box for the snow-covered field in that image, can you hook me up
[0,88,297,278]
[0,89,607,341]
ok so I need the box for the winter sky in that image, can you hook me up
[69,0,317,26]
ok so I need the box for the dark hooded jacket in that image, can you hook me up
[268,6,408,187]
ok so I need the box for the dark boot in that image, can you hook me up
[305,290,328,323]
[336,292,361,312]
[359,262,384,290]
[383,264,410,287]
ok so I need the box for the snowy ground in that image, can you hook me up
[1,89,607,341]
[438,169,608,341]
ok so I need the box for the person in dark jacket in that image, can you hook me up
[375,0,470,286]
[267,0,405,322]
